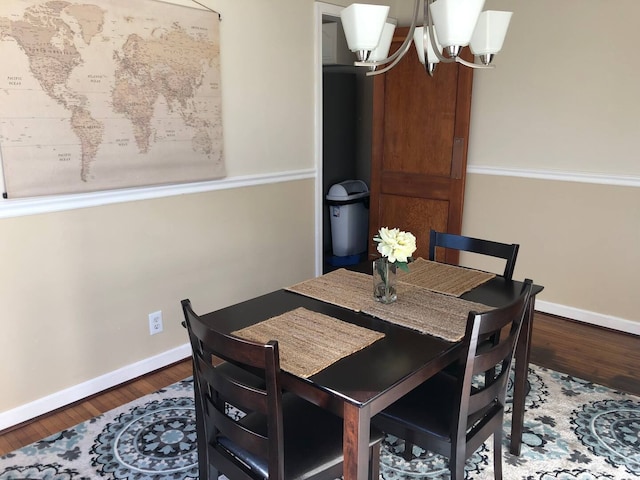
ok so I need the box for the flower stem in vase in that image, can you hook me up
[373,257,397,304]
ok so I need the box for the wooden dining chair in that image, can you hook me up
[428,229,520,280]
[371,280,533,480]
[181,299,383,480]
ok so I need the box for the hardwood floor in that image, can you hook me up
[1,313,638,457]
[530,312,640,395]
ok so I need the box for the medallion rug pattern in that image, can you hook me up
[1,365,638,479]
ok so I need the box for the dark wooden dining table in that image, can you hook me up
[197,272,543,480]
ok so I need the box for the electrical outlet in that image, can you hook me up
[148,310,163,335]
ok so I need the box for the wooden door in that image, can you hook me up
[369,28,473,264]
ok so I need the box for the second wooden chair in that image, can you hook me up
[429,229,520,280]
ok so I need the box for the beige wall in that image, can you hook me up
[0,182,315,406]
[461,175,639,321]
[471,0,640,176]
[0,0,317,420]
[462,0,640,329]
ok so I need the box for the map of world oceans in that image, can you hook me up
[0,0,224,198]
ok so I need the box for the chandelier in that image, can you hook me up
[340,0,512,76]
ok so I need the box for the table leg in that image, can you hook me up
[343,402,371,480]
[510,298,535,455]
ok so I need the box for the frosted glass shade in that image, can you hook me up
[369,22,396,62]
[470,10,513,55]
[429,0,485,48]
[413,26,443,65]
[340,3,390,52]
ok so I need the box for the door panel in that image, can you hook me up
[378,195,448,259]
[369,28,473,265]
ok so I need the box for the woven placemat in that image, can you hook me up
[361,284,492,342]
[231,307,384,378]
[398,257,495,297]
[285,268,371,312]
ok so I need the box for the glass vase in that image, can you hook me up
[373,258,397,304]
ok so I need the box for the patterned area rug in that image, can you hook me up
[1,365,639,479]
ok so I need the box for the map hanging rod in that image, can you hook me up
[191,0,221,19]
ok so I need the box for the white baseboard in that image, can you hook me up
[536,300,640,336]
[0,343,191,432]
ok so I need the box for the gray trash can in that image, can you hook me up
[326,180,369,258]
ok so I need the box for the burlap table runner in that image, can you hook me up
[286,268,493,342]
[286,268,371,311]
[360,284,491,342]
[232,307,385,378]
[398,257,495,297]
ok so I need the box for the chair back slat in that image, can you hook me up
[429,229,519,279]
[207,396,270,459]
[195,355,268,415]
[188,311,269,370]
[471,334,516,376]
[473,298,524,337]
[467,365,510,415]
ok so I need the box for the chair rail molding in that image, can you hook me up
[467,165,640,188]
[0,169,315,219]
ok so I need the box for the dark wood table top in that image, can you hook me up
[200,275,542,409]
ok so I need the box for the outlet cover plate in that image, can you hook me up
[148,310,163,335]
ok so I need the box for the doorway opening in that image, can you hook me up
[315,3,373,274]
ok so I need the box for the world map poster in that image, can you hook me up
[0,0,224,198]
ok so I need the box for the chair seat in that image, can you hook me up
[375,372,499,443]
[375,372,457,441]
[220,394,384,480]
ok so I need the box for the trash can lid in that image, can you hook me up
[326,180,369,201]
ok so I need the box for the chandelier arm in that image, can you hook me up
[363,39,413,75]
[454,56,494,69]
[355,0,420,69]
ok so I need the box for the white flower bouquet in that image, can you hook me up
[372,227,417,303]
[373,227,417,271]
